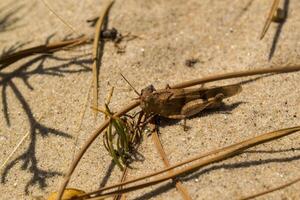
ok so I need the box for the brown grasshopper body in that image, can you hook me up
[140,84,242,119]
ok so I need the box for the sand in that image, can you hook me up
[0,0,300,199]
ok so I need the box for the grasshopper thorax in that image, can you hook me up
[141,85,156,97]
[140,85,157,112]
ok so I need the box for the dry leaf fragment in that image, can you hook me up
[47,188,87,200]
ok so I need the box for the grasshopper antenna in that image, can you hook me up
[120,73,140,96]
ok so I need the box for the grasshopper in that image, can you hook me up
[139,84,242,120]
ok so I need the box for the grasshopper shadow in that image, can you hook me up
[156,73,278,128]
[0,35,92,193]
[157,101,244,128]
[133,147,300,200]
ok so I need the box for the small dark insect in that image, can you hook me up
[185,58,199,67]
[100,27,119,41]
[100,27,126,53]
[86,18,121,41]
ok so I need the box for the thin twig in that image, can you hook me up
[91,0,114,119]
[56,64,300,199]
[72,79,93,162]
[1,132,30,171]
[152,128,192,200]
[0,36,90,69]
[0,116,43,171]
[40,0,79,35]
[56,100,138,200]
[240,176,300,200]
[113,167,129,200]
[170,64,300,89]
[76,79,93,133]
[260,0,280,40]
[83,126,300,198]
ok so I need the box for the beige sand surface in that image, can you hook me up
[0,0,300,199]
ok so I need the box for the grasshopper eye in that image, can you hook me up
[148,85,155,92]
[141,85,156,94]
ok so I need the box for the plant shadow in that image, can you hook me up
[0,35,92,193]
[0,2,36,33]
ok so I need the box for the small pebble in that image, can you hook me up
[0,135,8,142]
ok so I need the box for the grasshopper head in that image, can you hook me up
[140,85,156,111]
[141,85,156,98]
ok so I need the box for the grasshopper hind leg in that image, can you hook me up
[166,93,225,130]
[180,99,208,118]
[181,93,225,118]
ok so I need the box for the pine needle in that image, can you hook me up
[1,116,43,171]
[152,129,192,200]
[91,0,114,119]
[40,0,79,36]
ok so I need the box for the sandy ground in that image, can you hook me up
[0,0,300,199]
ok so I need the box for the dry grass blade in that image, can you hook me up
[82,126,300,199]
[94,87,143,171]
[260,0,280,40]
[240,177,300,200]
[1,132,30,171]
[151,129,192,200]
[171,65,300,89]
[41,0,79,35]
[113,167,129,200]
[47,188,88,200]
[1,116,43,171]
[103,107,130,171]
[56,100,139,200]
[0,36,90,69]
[91,0,114,119]
[56,64,300,200]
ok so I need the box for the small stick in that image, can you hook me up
[72,79,93,162]
[57,64,300,199]
[83,126,300,198]
[75,79,93,133]
[1,132,29,171]
[152,128,192,200]
[56,100,139,200]
[170,65,300,89]
[91,0,114,119]
[1,116,43,171]
[113,167,129,200]
[260,0,280,40]
[40,0,79,35]
[240,176,300,200]
[0,36,90,69]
